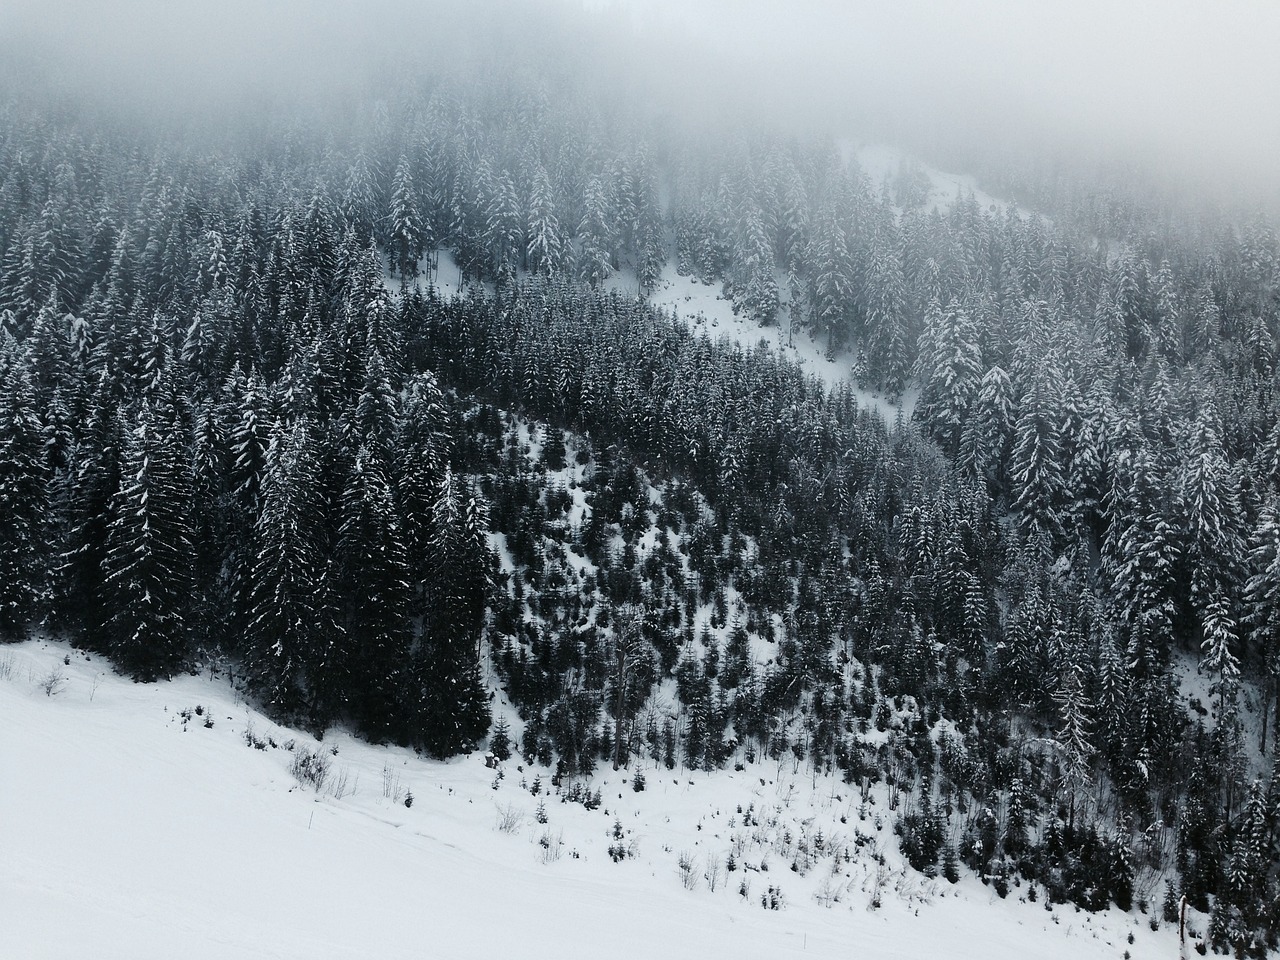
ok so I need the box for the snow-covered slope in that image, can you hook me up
[848,142,1030,220]
[2,640,1190,959]
[604,263,917,424]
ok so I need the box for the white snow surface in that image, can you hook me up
[2,640,1189,960]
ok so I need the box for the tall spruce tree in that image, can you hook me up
[0,352,47,637]
[101,398,193,680]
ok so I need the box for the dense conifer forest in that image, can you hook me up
[1,46,1278,955]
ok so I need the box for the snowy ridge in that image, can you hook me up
[1,640,1192,959]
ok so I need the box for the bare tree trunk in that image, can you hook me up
[613,649,627,771]
[1274,674,1280,754]
[1261,681,1270,757]
[1179,894,1187,947]
[613,690,625,770]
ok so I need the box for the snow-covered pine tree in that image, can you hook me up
[0,350,47,637]
[810,210,851,359]
[389,156,425,284]
[1243,501,1280,753]
[578,175,613,288]
[915,297,982,458]
[1181,408,1246,612]
[958,364,1014,495]
[101,398,193,680]
[526,164,564,277]
[341,151,379,241]
[1010,365,1067,547]
[336,445,412,741]
[412,465,491,756]
[862,244,910,390]
[243,418,344,719]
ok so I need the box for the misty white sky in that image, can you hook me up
[2,0,1277,194]
[597,0,1280,188]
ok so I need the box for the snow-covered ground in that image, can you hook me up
[2,640,1189,959]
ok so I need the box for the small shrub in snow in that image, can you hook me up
[607,818,635,862]
[704,854,723,892]
[404,790,413,809]
[561,782,603,810]
[535,799,548,824]
[760,884,784,910]
[495,803,525,833]
[678,851,698,890]
[382,763,405,804]
[632,769,646,792]
[290,747,331,793]
[814,879,844,907]
[942,844,960,883]
[328,766,357,800]
[40,666,65,697]
[243,722,267,750]
[0,652,17,681]
[537,829,563,863]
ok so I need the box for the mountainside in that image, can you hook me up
[2,9,1280,957]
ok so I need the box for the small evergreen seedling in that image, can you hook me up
[943,844,961,884]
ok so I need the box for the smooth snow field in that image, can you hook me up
[2,640,1185,959]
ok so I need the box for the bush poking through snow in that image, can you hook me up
[290,747,331,793]
[608,818,635,862]
[243,721,267,751]
[495,803,525,834]
[328,766,357,800]
[678,851,698,890]
[538,829,563,863]
[0,652,16,681]
[704,853,723,892]
[40,666,66,697]
[382,763,406,804]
